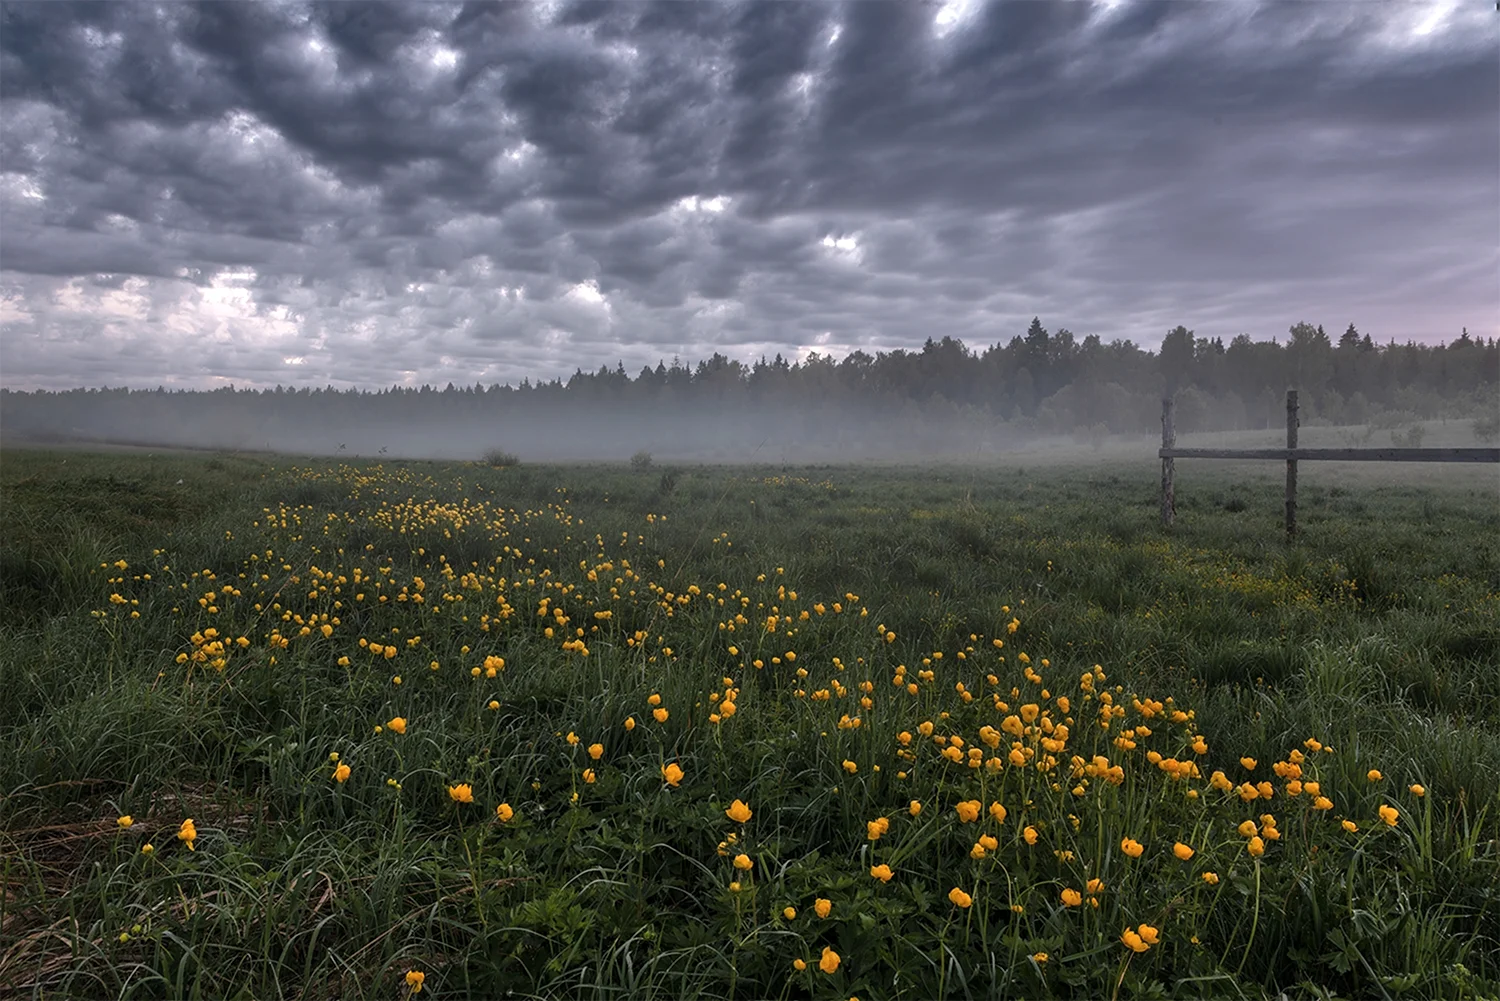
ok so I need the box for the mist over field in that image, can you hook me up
[4,325,1498,462]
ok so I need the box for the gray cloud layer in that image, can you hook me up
[2,0,1495,390]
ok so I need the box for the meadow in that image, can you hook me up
[1,445,1497,1000]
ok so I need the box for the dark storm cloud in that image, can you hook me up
[0,0,1494,391]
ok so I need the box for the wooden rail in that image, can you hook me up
[1160,447,1500,462]
[1160,390,1498,539]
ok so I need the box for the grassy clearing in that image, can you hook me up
[2,447,1497,1000]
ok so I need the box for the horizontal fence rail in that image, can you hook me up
[1161,390,1498,539]
[1160,447,1500,463]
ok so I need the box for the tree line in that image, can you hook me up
[2,321,1495,459]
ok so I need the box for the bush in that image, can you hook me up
[1391,424,1427,448]
[482,448,521,467]
[1474,411,1500,444]
[630,450,653,470]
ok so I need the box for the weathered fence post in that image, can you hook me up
[1161,396,1176,527]
[1285,389,1299,540]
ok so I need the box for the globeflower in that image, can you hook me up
[448,783,474,804]
[955,800,981,823]
[726,799,752,823]
[1410,783,1426,797]
[870,863,894,882]
[867,817,890,840]
[405,970,426,994]
[948,887,973,908]
[661,762,684,787]
[819,946,841,973]
[387,717,407,735]
[177,818,197,851]
[1120,837,1144,859]
[1121,928,1149,953]
[783,906,797,919]
[1379,804,1399,826]
[653,708,669,723]
[117,815,133,829]
[588,743,604,760]
[496,803,514,821]
[1023,825,1038,845]
[1060,888,1083,907]
[909,800,922,816]
[733,853,753,871]
[1173,842,1194,860]
[815,897,832,918]
[333,763,351,783]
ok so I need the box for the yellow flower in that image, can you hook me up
[842,759,857,774]
[955,800,981,823]
[566,732,580,746]
[726,799,753,823]
[866,816,891,840]
[624,717,636,731]
[1032,952,1048,963]
[909,800,922,816]
[1313,795,1334,811]
[1061,888,1083,907]
[733,853,753,871]
[1087,877,1104,894]
[819,946,841,974]
[793,958,807,971]
[1379,804,1399,826]
[661,762,684,787]
[177,818,197,851]
[1121,928,1149,953]
[648,694,662,706]
[1023,825,1038,844]
[815,897,832,918]
[141,843,154,854]
[1202,871,1219,885]
[496,803,514,822]
[448,783,474,804]
[783,906,797,920]
[1238,820,1258,838]
[333,763,351,783]
[488,700,500,711]
[582,769,596,784]
[386,717,407,735]
[588,743,604,760]
[988,801,1007,824]
[405,970,426,994]
[1173,842,1194,860]
[1247,836,1265,856]
[1240,757,1258,770]
[870,863,894,882]
[117,815,133,829]
[1120,837,1144,858]
[1342,819,1358,833]
[1367,769,1383,782]
[1137,923,1160,946]
[653,708,669,723]
[1410,783,1425,797]
[948,887,973,908]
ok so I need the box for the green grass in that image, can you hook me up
[2,447,1497,1000]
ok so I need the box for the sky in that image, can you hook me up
[1,0,1496,392]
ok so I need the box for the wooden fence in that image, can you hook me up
[1160,390,1499,538]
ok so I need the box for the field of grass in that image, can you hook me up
[2,446,1497,1000]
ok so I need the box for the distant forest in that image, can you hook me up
[3,321,1497,460]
